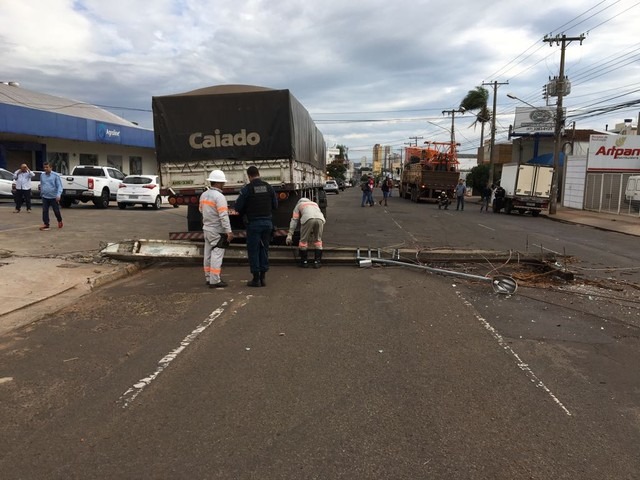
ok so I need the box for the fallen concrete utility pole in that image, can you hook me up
[101,239,555,267]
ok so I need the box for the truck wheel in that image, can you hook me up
[153,196,161,210]
[60,198,73,208]
[118,203,127,209]
[531,210,540,217]
[94,189,109,209]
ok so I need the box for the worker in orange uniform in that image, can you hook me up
[286,197,326,268]
[200,169,234,288]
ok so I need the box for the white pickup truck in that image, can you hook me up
[60,165,126,208]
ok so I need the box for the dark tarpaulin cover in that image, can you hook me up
[152,85,325,170]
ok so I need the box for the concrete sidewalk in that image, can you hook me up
[549,205,640,236]
[0,201,638,336]
[0,200,187,336]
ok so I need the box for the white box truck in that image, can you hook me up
[495,164,554,217]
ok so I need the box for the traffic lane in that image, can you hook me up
[338,190,640,285]
[480,212,640,283]
[461,281,640,456]
[0,263,626,478]
[438,208,640,284]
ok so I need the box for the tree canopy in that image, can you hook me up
[460,86,491,128]
[465,164,490,191]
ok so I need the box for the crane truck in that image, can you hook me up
[399,142,460,202]
[152,85,327,241]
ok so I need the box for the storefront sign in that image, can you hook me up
[96,122,122,144]
[588,134,640,171]
[512,107,560,136]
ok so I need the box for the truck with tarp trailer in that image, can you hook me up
[152,84,327,241]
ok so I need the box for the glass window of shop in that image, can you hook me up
[47,152,70,174]
[129,156,142,175]
[79,153,98,166]
[107,155,123,171]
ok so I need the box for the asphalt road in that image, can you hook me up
[1,189,639,479]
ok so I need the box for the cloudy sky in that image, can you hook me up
[1,0,639,168]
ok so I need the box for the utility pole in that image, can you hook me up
[482,80,508,187]
[407,136,423,147]
[544,33,585,215]
[442,109,464,148]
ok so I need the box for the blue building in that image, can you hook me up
[0,82,155,175]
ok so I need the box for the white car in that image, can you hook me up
[324,180,339,194]
[117,175,163,209]
[0,168,14,198]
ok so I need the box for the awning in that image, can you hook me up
[526,152,564,167]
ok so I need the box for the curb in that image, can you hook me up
[89,261,148,290]
[0,261,149,337]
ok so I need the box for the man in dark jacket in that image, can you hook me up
[234,166,278,287]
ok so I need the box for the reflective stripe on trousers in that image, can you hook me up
[203,230,225,284]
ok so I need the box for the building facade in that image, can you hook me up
[0,82,155,175]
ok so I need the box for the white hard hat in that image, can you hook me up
[208,169,227,183]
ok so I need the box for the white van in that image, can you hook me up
[624,175,640,211]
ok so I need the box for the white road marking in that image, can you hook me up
[478,223,495,231]
[118,301,231,408]
[531,243,563,255]
[391,217,418,243]
[457,292,572,417]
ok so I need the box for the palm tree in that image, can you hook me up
[460,86,491,150]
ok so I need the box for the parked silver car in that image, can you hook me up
[323,180,339,194]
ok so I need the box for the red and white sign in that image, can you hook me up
[588,135,640,171]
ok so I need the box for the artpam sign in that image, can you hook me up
[588,135,640,171]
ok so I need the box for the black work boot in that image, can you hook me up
[313,250,323,269]
[259,271,266,287]
[299,250,309,268]
[247,273,261,287]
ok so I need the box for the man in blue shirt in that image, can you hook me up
[234,166,278,287]
[455,179,467,211]
[39,162,63,230]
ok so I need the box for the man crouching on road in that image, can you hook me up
[200,169,234,288]
[286,197,326,268]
